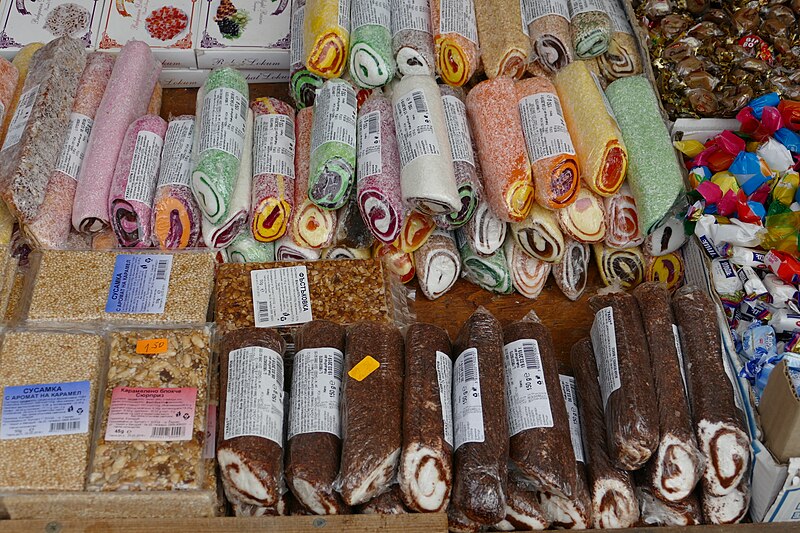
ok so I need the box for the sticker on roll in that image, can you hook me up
[453,347,484,449]
[590,306,621,408]
[250,266,313,327]
[503,339,554,436]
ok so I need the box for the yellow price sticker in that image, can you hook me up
[136,338,168,355]
[348,356,380,381]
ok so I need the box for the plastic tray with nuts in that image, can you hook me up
[87,325,213,492]
[17,249,216,324]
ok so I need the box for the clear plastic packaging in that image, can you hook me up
[87,325,212,492]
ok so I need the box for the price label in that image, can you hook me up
[136,338,168,355]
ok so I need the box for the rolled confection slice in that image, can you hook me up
[304,0,350,79]
[432,0,479,87]
[276,234,323,261]
[636,486,702,527]
[391,0,435,76]
[606,76,685,234]
[645,250,685,292]
[567,0,612,59]
[510,204,565,263]
[644,216,686,257]
[701,481,750,525]
[290,0,324,109]
[224,232,276,263]
[292,108,337,249]
[462,198,506,256]
[467,78,534,222]
[392,75,460,216]
[374,242,416,283]
[523,0,573,74]
[557,187,606,243]
[250,97,296,243]
[349,0,395,89]
[603,183,644,249]
[492,477,550,531]
[457,231,514,294]
[321,246,372,260]
[395,209,435,253]
[414,229,461,300]
[595,0,642,83]
[554,61,627,197]
[357,486,408,514]
[504,237,551,299]
[593,243,645,289]
[356,94,404,245]
[334,192,374,249]
[552,237,590,301]
[474,0,529,79]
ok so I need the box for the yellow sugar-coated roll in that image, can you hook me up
[304,0,350,79]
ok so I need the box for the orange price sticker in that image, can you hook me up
[348,355,380,382]
[136,338,168,355]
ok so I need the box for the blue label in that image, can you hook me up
[105,254,173,314]
[1,381,91,439]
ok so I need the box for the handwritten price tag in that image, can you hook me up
[136,338,168,355]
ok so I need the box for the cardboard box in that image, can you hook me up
[760,360,800,463]
[159,67,288,87]
[195,0,290,69]
[0,0,106,59]
[752,439,800,522]
[96,0,200,68]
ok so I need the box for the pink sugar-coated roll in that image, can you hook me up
[72,40,161,234]
[291,106,337,249]
[25,53,116,248]
[0,58,19,127]
[108,115,168,248]
[356,93,404,245]
[466,76,534,223]
[251,97,296,243]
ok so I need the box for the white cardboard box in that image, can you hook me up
[160,67,288,87]
[753,440,800,522]
[0,0,106,59]
[95,0,200,68]
[195,0,290,69]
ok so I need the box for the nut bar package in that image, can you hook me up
[589,291,659,470]
[672,286,751,502]
[503,311,578,499]
[0,329,105,492]
[88,326,212,491]
[451,307,509,526]
[286,320,349,515]
[571,337,638,529]
[633,282,705,503]
[337,321,404,506]
[0,43,42,146]
[0,37,85,224]
[398,323,453,512]
[214,259,391,335]
[218,327,285,507]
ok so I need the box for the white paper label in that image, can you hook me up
[569,0,605,17]
[394,89,441,168]
[251,266,313,328]
[357,110,382,181]
[439,0,478,44]
[559,374,585,463]
[436,350,454,447]
[311,81,357,153]
[254,114,296,179]
[672,324,689,399]
[352,0,390,30]
[453,347,484,450]
[288,347,344,439]
[124,131,163,205]
[290,5,306,68]
[224,346,284,445]
[339,0,351,29]
[1,85,39,151]
[590,306,621,408]
[55,113,93,181]
[504,339,553,436]
[521,0,569,25]
[199,86,248,159]
[391,0,431,35]
[519,93,575,163]
[157,119,195,188]
[604,0,632,34]
[441,95,475,167]
[0,381,91,440]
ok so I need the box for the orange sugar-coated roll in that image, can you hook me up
[515,77,580,209]
[466,77,533,222]
[432,0,479,87]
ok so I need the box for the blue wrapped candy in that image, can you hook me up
[774,128,800,153]
[749,92,781,120]
[729,151,769,196]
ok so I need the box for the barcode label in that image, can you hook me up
[225,346,285,444]
[453,347,484,449]
[559,374,585,462]
[50,420,82,432]
[591,307,621,409]
[357,110,382,181]
[253,114,296,179]
[441,95,475,167]
[504,339,553,435]
[394,89,441,167]
[311,80,357,153]
[436,351,454,447]
[155,260,169,280]
[151,426,185,438]
[1,381,91,440]
[250,266,314,328]
[367,113,379,134]
[288,347,344,439]
[518,93,575,163]
[412,91,428,113]
[346,87,358,109]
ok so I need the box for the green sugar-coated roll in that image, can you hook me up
[309,79,358,210]
[568,0,612,59]
[605,76,685,234]
[191,68,249,224]
[457,229,514,294]
[290,0,324,108]
[348,0,395,89]
[224,231,276,263]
